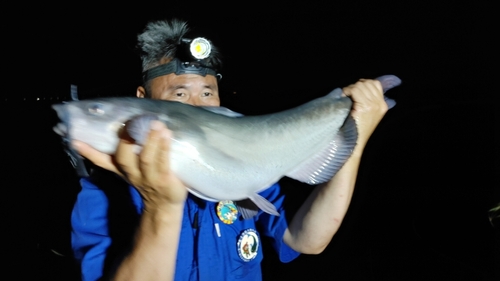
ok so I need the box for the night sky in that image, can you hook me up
[4,3,498,280]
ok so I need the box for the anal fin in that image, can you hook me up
[286,115,358,185]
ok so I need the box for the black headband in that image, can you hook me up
[142,58,219,83]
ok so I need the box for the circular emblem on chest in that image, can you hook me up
[237,229,260,262]
[216,200,238,224]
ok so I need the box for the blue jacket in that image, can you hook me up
[72,172,300,281]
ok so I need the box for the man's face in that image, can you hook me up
[137,73,220,107]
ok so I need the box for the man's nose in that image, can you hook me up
[188,96,203,107]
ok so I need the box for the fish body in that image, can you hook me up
[53,75,401,216]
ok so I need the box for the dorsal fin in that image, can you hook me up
[285,115,358,184]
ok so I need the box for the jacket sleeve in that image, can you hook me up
[256,183,301,263]
[71,173,142,281]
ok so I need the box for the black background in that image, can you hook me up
[3,2,498,280]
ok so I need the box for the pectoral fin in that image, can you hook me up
[286,115,358,185]
[65,144,90,177]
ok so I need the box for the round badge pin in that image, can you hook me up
[216,200,238,224]
[237,229,259,262]
[190,37,211,59]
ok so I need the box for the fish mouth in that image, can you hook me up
[52,103,70,138]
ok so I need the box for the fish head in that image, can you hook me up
[52,98,146,154]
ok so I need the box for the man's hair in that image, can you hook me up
[137,19,222,97]
[137,19,222,72]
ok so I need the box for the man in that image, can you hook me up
[72,19,388,281]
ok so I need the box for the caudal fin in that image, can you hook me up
[376,75,402,109]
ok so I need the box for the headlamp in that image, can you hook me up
[189,37,212,59]
[143,37,220,83]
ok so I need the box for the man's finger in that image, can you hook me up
[139,121,165,179]
[115,138,142,180]
[344,79,383,102]
[363,79,383,98]
[157,128,172,175]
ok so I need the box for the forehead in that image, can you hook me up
[149,73,219,93]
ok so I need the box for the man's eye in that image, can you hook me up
[202,92,212,97]
[175,92,186,97]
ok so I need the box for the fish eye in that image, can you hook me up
[88,103,105,115]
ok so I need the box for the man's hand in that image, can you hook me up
[285,78,389,254]
[74,121,186,281]
[72,121,188,208]
[343,79,388,152]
